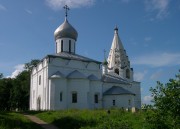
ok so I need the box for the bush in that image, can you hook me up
[146,71,180,129]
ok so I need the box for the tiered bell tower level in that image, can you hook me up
[107,27,133,81]
[54,5,78,54]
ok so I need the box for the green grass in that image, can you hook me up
[0,112,42,129]
[30,109,150,129]
[0,110,151,129]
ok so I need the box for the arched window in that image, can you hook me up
[69,40,71,53]
[115,68,119,75]
[37,96,41,110]
[39,75,41,85]
[128,99,131,106]
[113,100,116,106]
[126,69,130,79]
[94,94,98,103]
[60,92,63,102]
[72,92,77,103]
[61,40,63,52]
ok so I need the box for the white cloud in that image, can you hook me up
[0,4,7,11]
[132,52,180,67]
[150,70,163,80]
[145,0,170,19]
[8,64,25,78]
[45,0,95,10]
[134,71,147,81]
[25,9,32,14]
[142,95,153,104]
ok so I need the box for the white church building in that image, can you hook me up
[30,6,141,111]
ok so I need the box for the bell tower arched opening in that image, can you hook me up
[126,69,130,79]
[115,68,119,75]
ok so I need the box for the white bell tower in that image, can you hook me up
[107,27,133,81]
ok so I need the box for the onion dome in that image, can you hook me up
[54,18,78,41]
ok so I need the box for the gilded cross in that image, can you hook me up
[63,5,70,18]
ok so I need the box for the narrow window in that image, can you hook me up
[115,69,119,75]
[60,92,63,102]
[39,75,41,85]
[128,99,131,106]
[94,94,98,103]
[72,92,77,103]
[69,40,71,53]
[61,40,63,52]
[113,100,116,106]
[126,69,130,79]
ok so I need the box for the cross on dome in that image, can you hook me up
[63,5,70,18]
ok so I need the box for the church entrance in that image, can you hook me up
[37,96,41,110]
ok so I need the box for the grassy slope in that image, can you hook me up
[34,109,149,129]
[0,112,42,129]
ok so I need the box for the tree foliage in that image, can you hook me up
[25,59,40,71]
[10,71,30,110]
[0,59,40,111]
[0,78,13,110]
[146,70,180,129]
[0,73,3,79]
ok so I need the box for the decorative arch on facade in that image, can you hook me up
[37,96,41,111]
[126,69,130,79]
[114,68,119,75]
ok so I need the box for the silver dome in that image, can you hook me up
[54,18,78,41]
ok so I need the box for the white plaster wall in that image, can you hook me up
[103,95,135,109]
[37,63,43,71]
[89,81,102,109]
[51,78,67,110]
[30,55,140,111]
[130,82,141,109]
[32,68,37,75]
[42,66,48,110]
[30,74,37,110]
[102,83,130,93]
[48,58,101,79]
[30,59,49,110]
[67,79,90,109]
[47,58,102,110]
[87,62,99,70]
[68,60,86,70]
[102,82,141,109]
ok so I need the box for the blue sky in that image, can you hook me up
[0,0,180,104]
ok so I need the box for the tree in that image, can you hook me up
[25,59,40,71]
[0,73,3,79]
[0,78,13,110]
[0,59,40,111]
[10,59,40,110]
[10,71,30,110]
[146,70,180,129]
